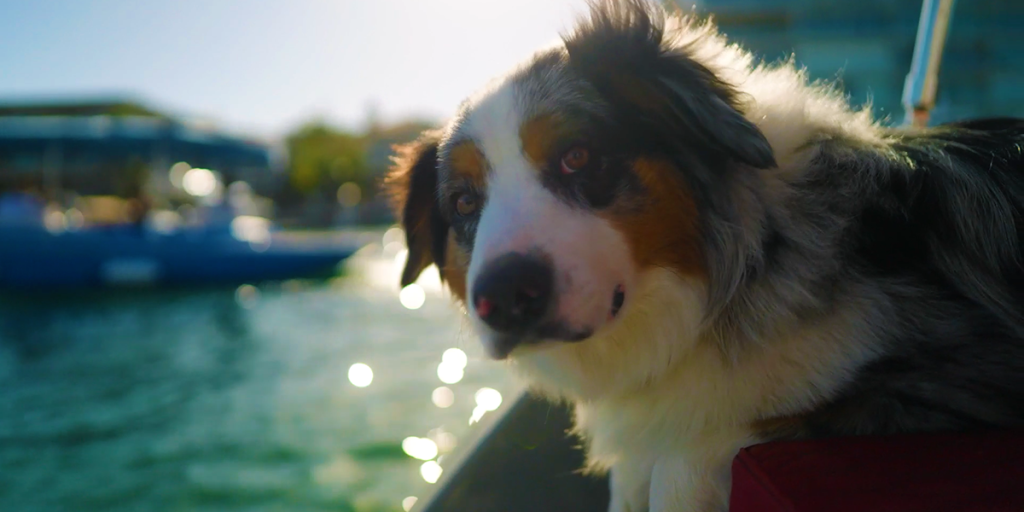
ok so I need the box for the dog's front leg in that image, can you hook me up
[648,445,741,512]
[647,456,714,512]
[608,457,653,512]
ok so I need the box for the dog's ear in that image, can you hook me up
[385,130,449,287]
[563,0,775,170]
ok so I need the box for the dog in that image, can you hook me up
[385,1,1024,510]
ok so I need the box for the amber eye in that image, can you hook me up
[455,193,478,217]
[560,146,590,174]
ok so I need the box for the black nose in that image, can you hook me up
[471,253,554,334]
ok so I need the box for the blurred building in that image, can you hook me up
[0,98,279,202]
[673,0,1024,124]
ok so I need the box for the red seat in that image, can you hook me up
[730,430,1024,512]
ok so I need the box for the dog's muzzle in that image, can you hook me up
[472,252,553,334]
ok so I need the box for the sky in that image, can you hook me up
[0,0,592,140]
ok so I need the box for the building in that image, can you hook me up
[0,98,278,202]
[672,0,1024,124]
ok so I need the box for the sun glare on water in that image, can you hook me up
[399,284,426,310]
[348,363,374,388]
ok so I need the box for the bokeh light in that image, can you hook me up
[65,208,85,229]
[383,241,406,258]
[168,161,191,189]
[399,284,426,310]
[230,215,271,246]
[442,348,467,368]
[436,361,464,384]
[402,497,418,512]
[469,388,503,425]
[437,347,468,385]
[382,227,405,247]
[181,167,218,197]
[468,407,485,425]
[431,386,455,408]
[234,284,260,308]
[420,461,443,484]
[402,437,438,461]
[43,210,65,234]
[336,181,362,208]
[149,210,182,234]
[347,363,373,388]
[475,388,502,411]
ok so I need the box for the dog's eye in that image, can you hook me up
[455,193,478,217]
[560,146,589,174]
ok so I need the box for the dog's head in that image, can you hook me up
[387,0,776,397]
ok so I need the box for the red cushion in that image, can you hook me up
[730,430,1024,512]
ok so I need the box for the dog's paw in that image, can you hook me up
[608,465,651,512]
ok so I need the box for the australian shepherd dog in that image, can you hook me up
[386,1,1024,510]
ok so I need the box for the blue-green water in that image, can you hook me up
[0,233,519,512]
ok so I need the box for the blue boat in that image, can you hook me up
[0,219,365,290]
[0,100,369,291]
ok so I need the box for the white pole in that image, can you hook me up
[902,0,957,128]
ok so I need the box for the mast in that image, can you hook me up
[902,0,957,128]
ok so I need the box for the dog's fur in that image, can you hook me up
[386,1,1024,510]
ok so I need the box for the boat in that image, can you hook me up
[0,103,369,290]
[0,215,366,290]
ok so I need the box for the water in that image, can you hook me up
[0,231,520,512]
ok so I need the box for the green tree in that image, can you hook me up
[285,122,369,194]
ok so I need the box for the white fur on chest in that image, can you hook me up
[582,403,754,512]
[575,392,757,512]
[510,269,883,511]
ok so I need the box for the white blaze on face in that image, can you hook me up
[458,80,635,352]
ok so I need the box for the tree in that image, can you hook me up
[285,122,369,194]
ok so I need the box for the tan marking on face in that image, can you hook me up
[448,141,487,187]
[441,230,469,303]
[604,158,705,277]
[519,114,571,170]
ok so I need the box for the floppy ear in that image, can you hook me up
[384,130,449,287]
[563,0,776,170]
